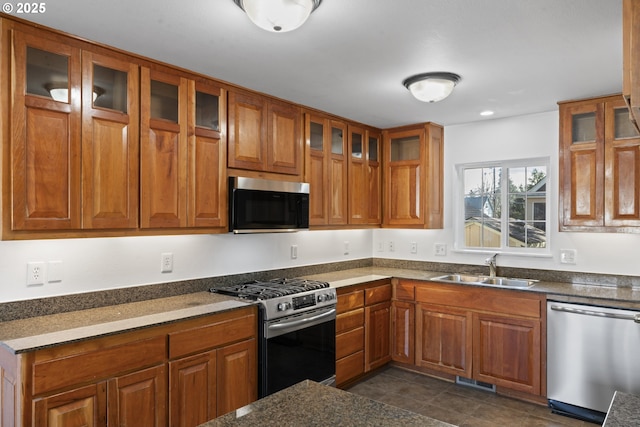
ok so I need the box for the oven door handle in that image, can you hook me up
[268,308,336,331]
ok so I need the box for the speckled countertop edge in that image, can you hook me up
[0,292,255,353]
[202,380,453,427]
[2,261,640,354]
[603,391,640,426]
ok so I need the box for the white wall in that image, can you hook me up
[374,111,640,277]
[0,230,372,303]
[3,110,639,303]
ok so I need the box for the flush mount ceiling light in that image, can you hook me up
[233,0,322,32]
[403,72,461,103]
[45,83,104,103]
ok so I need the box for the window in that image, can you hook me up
[457,159,549,252]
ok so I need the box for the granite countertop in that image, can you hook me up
[0,291,253,353]
[603,391,640,426]
[305,267,640,309]
[202,380,453,427]
[2,265,640,354]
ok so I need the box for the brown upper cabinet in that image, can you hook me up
[559,95,640,231]
[304,112,348,226]
[623,0,640,131]
[9,25,140,233]
[348,125,382,225]
[382,123,444,228]
[140,66,227,229]
[228,89,302,177]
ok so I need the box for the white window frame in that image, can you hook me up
[454,157,551,256]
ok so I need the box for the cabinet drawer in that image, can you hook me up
[394,281,415,301]
[416,283,542,318]
[336,308,364,334]
[337,290,364,313]
[336,350,364,384]
[365,283,392,305]
[33,336,166,396]
[336,327,364,359]
[169,311,256,359]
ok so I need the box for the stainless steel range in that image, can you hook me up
[211,278,337,397]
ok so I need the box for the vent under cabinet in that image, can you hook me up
[455,376,496,392]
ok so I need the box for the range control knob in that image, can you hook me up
[277,302,292,311]
[317,294,326,303]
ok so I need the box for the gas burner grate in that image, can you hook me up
[211,278,329,300]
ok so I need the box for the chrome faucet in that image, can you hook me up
[485,253,498,278]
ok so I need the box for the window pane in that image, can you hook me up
[462,162,548,252]
[27,47,69,101]
[150,80,178,122]
[195,91,219,130]
[614,107,640,139]
[331,127,343,154]
[390,136,419,161]
[572,112,596,143]
[93,64,127,113]
[310,122,323,151]
[369,137,378,161]
[351,132,362,158]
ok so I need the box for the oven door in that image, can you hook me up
[260,306,336,397]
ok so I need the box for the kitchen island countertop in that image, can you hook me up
[202,379,454,427]
[603,391,640,426]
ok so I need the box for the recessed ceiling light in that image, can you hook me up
[480,110,495,116]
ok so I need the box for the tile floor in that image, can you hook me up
[347,367,593,427]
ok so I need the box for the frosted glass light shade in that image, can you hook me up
[403,72,461,103]
[235,0,320,32]
[46,85,104,103]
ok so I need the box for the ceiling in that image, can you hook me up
[16,0,622,128]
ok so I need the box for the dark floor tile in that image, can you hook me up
[415,403,470,426]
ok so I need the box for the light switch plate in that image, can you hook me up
[560,249,577,264]
[434,243,447,256]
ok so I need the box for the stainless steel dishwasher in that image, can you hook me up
[547,301,640,424]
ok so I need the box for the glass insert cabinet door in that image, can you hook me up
[26,46,70,101]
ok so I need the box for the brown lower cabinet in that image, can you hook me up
[392,280,545,397]
[335,280,391,387]
[0,305,257,427]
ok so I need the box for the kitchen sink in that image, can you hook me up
[431,274,537,288]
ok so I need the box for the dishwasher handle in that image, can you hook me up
[550,304,640,323]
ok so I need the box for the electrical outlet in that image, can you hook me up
[434,243,447,256]
[161,253,173,273]
[377,241,384,252]
[389,241,395,252]
[410,242,418,254]
[560,249,577,264]
[27,262,46,286]
[344,241,349,255]
[291,245,298,259]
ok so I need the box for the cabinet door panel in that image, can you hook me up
[473,313,540,395]
[170,352,216,427]
[228,92,265,171]
[330,157,348,225]
[216,339,256,417]
[33,383,107,427]
[12,31,81,231]
[82,51,139,229]
[140,68,188,228]
[605,99,640,226]
[308,151,328,224]
[559,102,605,228]
[189,134,225,227]
[388,164,421,223]
[268,101,300,175]
[336,350,364,386]
[365,301,391,371]
[108,365,166,427]
[391,301,414,364]
[416,304,471,377]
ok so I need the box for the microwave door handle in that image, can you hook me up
[268,308,336,330]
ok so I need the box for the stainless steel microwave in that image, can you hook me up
[228,177,310,234]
